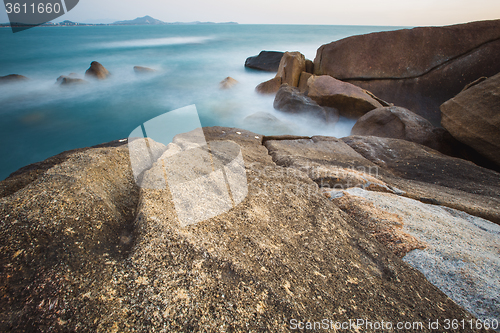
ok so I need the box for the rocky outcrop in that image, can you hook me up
[85,61,110,80]
[305,75,383,118]
[314,19,500,125]
[441,72,500,168]
[351,106,449,153]
[277,51,306,87]
[0,128,486,332]
[255,76,281,94]
[244,51,284,72]
[273,84,328,121]
[133,66,156,74]
[219,76,239,89]
[0,74,28,83]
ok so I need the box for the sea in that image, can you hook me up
[0,24,405,180]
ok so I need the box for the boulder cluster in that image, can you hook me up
[249,19,500,172]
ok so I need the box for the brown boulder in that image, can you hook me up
[133,66,156,74]
[314,20,500,125]
[244,51,284,72]
[0,74,28,83]
[306,75,383,118]
[273,84,328,122]
[298,71,313,93]
[85,61,110,80]
[276,51,306,87]
[255,76,281,94]
[441,72,500,168]
[219,76,239,89]
[351,106,447,152]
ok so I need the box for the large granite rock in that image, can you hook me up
[441,72,500,168]
[244,51,284,72]
[277,51,306,87]
[0,128,485,332]
[273,84,328,121]
[85,61,110,80]
[351,106,450,153]
[314,20,500,125]
[306,75,383,118]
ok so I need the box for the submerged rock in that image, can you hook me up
[0,127,483,332]
[85,61,110,80]
[133,66,156,74]
[273,84,328,122]
[0,74,29,83]
[244,51,284,72]
[255,76,282,94]
[441,72,500,168]
[314,19,500,125]
[219,76,239,89]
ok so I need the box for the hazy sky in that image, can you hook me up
[1,0,499,26]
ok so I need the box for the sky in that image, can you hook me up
[1,0,499,26]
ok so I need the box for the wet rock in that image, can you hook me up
[255,76,282,94]
[306,75,383,118]
[314,19,500,125]
[0,74,28,83]
[273,84,328,121]
[219,76,239,89]
[85,61,110,80]
[244,51,284,72]
[441,72,500,168]
[133,66,156,74]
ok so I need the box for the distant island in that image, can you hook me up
[0,15,238,27]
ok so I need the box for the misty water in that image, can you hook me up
[0,24,404,180]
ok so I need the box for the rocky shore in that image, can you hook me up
[1,19,499,332]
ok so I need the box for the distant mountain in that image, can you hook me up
[112,15,165,25]
[111,16,238,26]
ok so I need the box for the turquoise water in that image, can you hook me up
[0,24,404,180]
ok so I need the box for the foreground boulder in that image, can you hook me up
[244,51,284,72]
[314,19,500,124]
[85,61,110,80]
[0,128,486,331]
[351,106,451,153]
[273,84,329,121]
[0,74,28,83]
[441,72,500,168]
[306,75,383,118]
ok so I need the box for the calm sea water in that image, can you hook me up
[0,24,404,180]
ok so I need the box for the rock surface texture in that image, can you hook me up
[314,19,500,125]
[85,61,111,80]
[244,51,284,72]
[273,84,328,121]
[0,128,492,332]
[305,75,383,118]
[351,106,452,154]
[441,72,500,168]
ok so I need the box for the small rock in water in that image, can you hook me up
[219,76,239,89]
